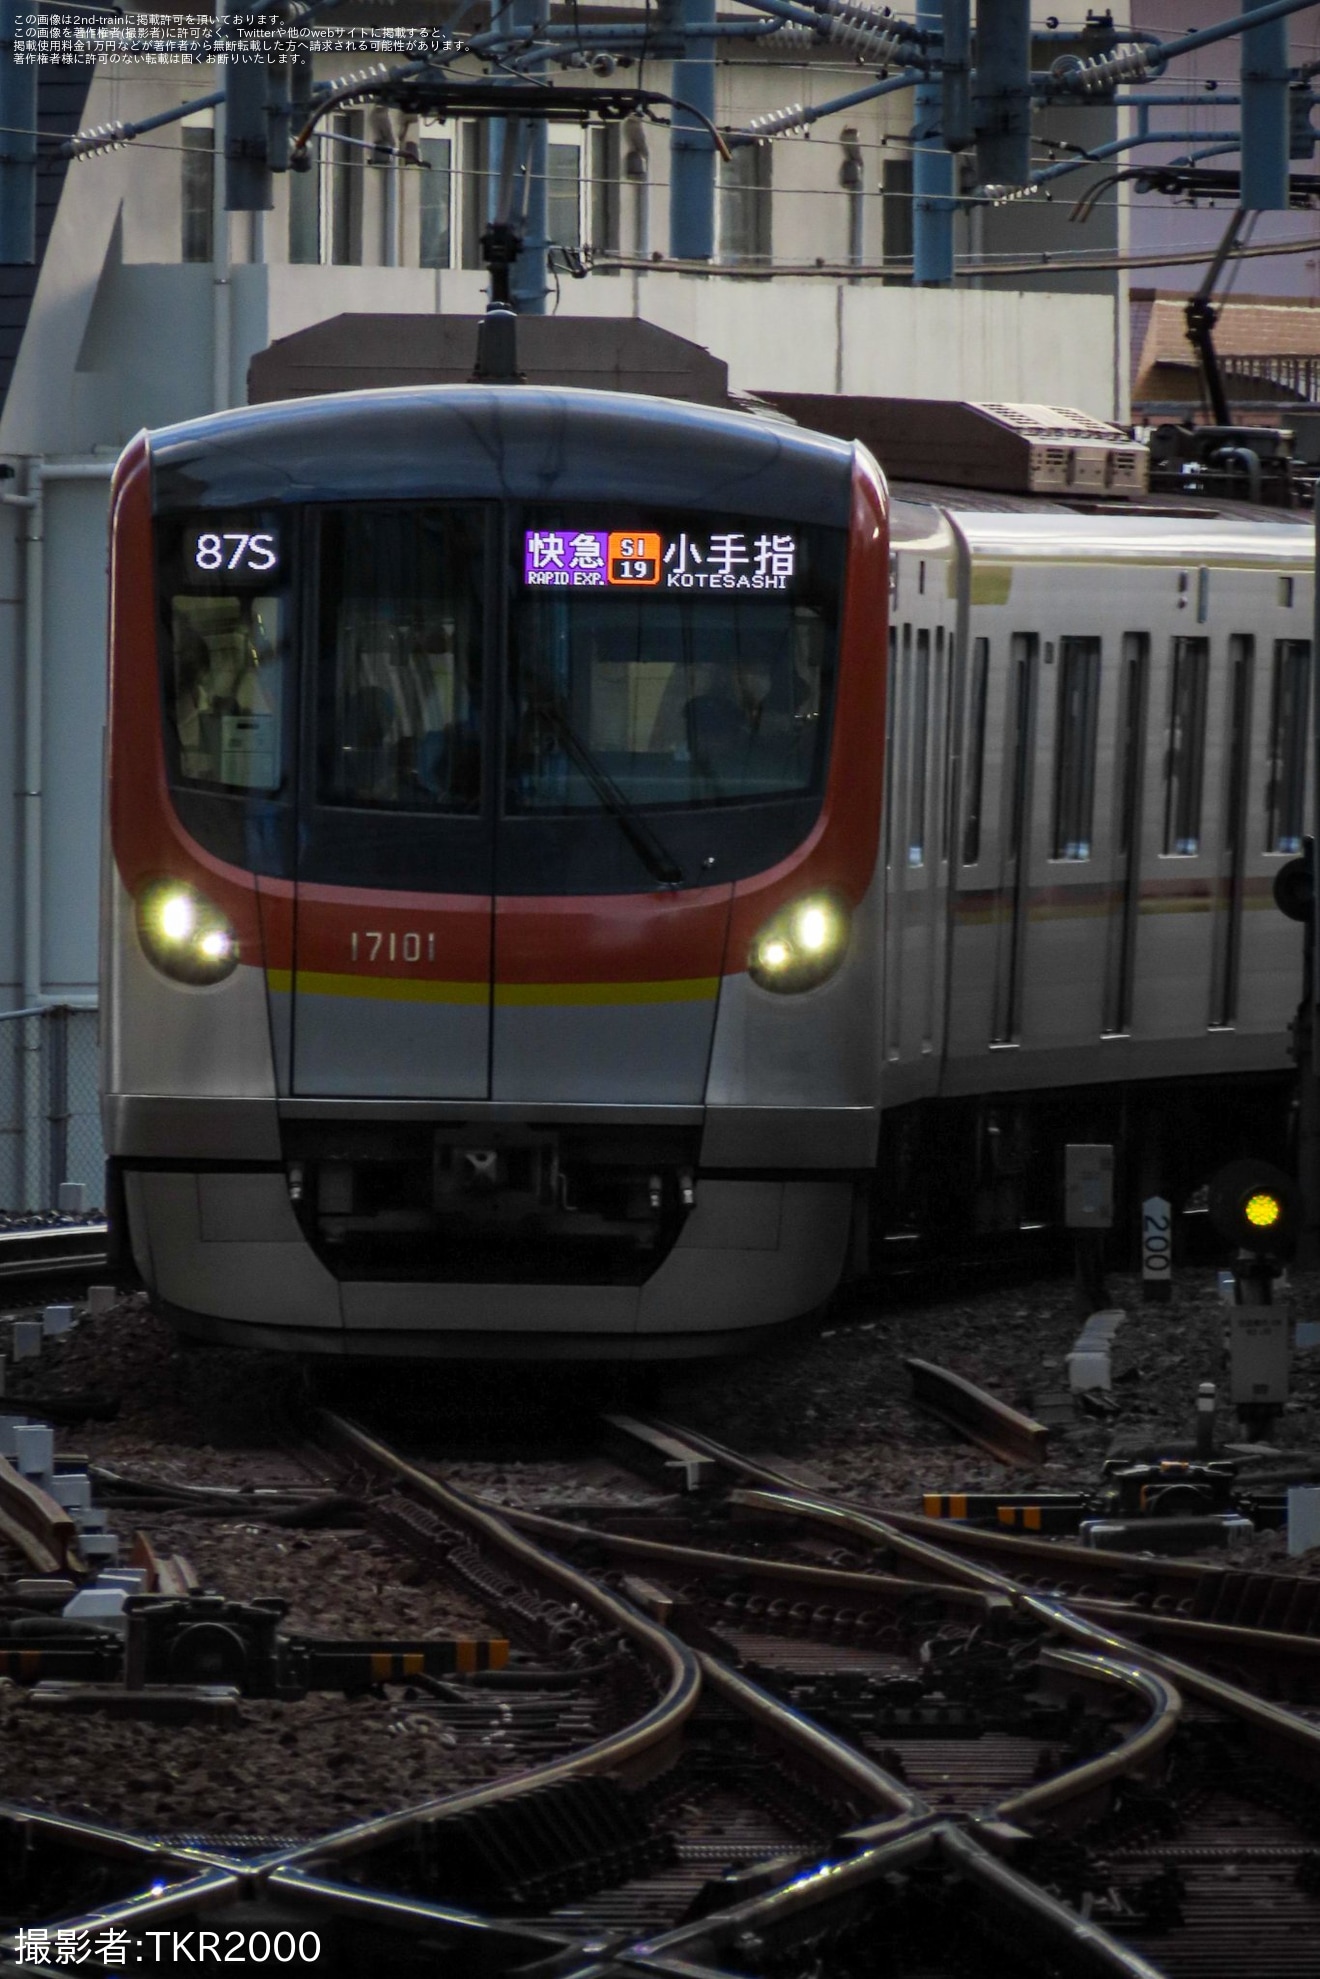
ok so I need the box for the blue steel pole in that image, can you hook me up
[0,0,36,264]
[913,0,953,284]
[1241,0,1290,209]
[973,0,1031,186]
[942,0,971,151]
[509,0,549,311]
[670,0,716,260]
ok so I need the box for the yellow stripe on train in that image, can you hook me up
[268,969,718,1008]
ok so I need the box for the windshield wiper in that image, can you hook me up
[538,701,685,889]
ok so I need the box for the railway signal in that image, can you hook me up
[1208,1158,1299,1260]
[1210,1157,1298,1434]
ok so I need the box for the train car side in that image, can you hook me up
[876,498,1311,1236]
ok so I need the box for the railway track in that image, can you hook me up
[0,1223,108,1283]
[431,1414,1320,1967]
[10,1400,1320,1973]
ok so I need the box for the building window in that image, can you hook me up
[328,112,364,265]
[1052,637,1101,859]
[419,135,452,268]
[720,143,772,265]
[547,141,582,254]
[1267,638,1311,854]
[909,627,929,866]
[289,136,320,263]
[181,125,213,263]
[962,635,989,866]
[1163,636,1209,855]
[461,121,489,270]
[590,123,620,268]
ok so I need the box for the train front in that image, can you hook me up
[102,388,887,1357]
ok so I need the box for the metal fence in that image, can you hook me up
[0,1005,105,1214]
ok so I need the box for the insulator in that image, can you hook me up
[71,124,127,159]
[812,0,903,66]
[1055,41,1152,93]
[746,101,810,140]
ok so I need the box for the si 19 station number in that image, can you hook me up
[351,931,436,964]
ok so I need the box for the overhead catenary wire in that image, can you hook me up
[593,231,1320,280]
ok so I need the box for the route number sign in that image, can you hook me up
[1142,1195,1172,1301]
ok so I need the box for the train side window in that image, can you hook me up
[1266,638,1311,854]
[1115,633,1149,863]
[1051,637,1100,860]
[1163,636,1209,856]
[316,507,486,813]
[961,636,989,866]
[909,628,930,866]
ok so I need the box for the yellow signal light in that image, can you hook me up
[1245,1192,1282,1231]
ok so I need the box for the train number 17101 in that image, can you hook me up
[350,931,436,964]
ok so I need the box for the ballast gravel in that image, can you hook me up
[4,1258,1320,1840]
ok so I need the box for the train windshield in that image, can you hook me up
[155,501,847,888]
[316,507,485,814]
[509,512,844,813]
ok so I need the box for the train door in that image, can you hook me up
[1103,632,1149,1035]
[922,625,954,1057]
[288,505,496,1098]
[1209,634,1253,1029]
[991,634,1037,1044]
[1239,622,1312,1032]
[1027,632,1106,1050]
[489,532,738,1105]
[900,624,933,1058]
[883,622,910,1065]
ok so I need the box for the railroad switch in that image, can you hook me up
[124,1593,287,1695]
[0,1589,517,1700]
[1104,1458,1236,1518]
[783,1668,1105,1752]
[922,1456,1284,1543]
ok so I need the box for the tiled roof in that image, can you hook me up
[1134,292,1320,373]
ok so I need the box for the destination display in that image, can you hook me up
[523,527,799,592]
[185,526,281,583]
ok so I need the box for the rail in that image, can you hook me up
[0,1221,108,1280]
[270,1409,703,1873]
[992,1647,1182,1825]
[904,1355,1052,1467]
[0,1452,83,1576]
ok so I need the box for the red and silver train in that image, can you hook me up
[102,385,1311,1357]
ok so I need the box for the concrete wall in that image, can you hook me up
[41,476,111,998]
[0,506,21,1007]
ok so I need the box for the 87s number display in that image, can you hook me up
[190,529,279,576]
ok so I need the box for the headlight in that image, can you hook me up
[135,881,240,985]
[748,893,850,994]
